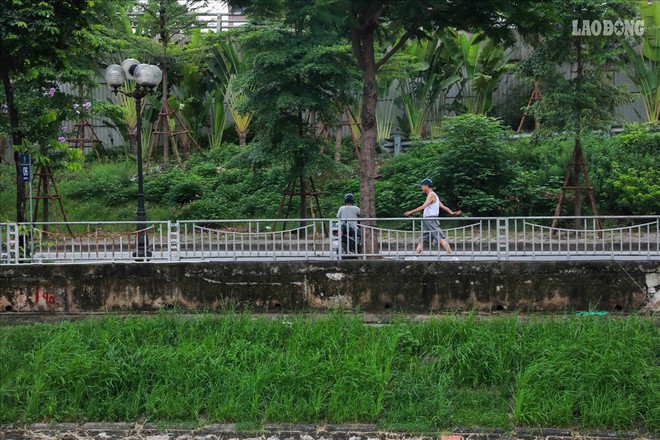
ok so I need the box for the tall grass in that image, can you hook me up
[0,313,657,433]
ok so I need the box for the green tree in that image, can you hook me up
[342,1,548,229]
[518,0,636,218]
[229,0,551,229]
[235,23,359,219]
[136,0,207,164]
[0,0,94,222]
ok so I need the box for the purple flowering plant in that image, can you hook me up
[9,85,84,171]
[72,101,93,115]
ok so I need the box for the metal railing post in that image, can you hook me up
[497,218,509,261]
[330,220,340,260]
[0,224,15,264]
[171,221,181,261]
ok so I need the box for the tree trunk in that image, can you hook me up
[160,6,170,164]
[1,35,26,223]
[299,172,307,228]
[359,42,378,226]
[335,122,342,162]
[573,37,584,228]
[237,128,248,146]
[350,5,381,256]
[41,171,50,224]
[573,139,582,219]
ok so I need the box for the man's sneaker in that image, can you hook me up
[405,256,418,261]
[450,256,459,261]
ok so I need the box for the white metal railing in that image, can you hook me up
[1,216,658,264]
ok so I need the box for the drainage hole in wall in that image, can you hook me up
[5,305,13,312]
[272,301,282,308]
[164,303,175,310]
[384,303,392,310]
[614,304,623,311]
[495,305,504,311]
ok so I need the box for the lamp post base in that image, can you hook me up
[134,213,151,261]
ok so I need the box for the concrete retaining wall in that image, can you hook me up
[1,261,659,314]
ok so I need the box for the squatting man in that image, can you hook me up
[404,178,462,255]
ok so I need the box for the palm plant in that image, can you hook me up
[208,37,253,146]
[206,88,227,149]
[171,33,244,150]
[623,1,660,123]
[109,78,145,155]
[641,0,660,61]
[398,77,435,138]
[167,29,213,148]
[623,41,660,123]
[226,76,253,146]
[205,41,235,148]
[376,83,396,143]
[441,29,518,115]
[397,34,461,138]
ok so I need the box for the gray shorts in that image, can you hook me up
[420,217,446,245]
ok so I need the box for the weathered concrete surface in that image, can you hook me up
[0,424,656,440]
[0,261,659,314]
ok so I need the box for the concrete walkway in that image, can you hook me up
[1,424,657,440]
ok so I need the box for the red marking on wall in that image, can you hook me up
[35,287,56,304]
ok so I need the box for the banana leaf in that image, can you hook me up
[623,39,660,122]
[640,0,660,61]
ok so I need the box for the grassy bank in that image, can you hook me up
[1,313,658,433]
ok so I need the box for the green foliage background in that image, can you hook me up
[1,118,658,223]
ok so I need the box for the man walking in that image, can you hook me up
[404,178,461,255]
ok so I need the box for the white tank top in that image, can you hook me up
[423,191,440,217]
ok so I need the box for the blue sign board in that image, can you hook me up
[19,153,31,182]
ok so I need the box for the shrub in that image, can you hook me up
[513,133,622,215]
[60,161,136,206]
[375,143,445,217]
[505,171,563,216]
[515,134,574,181]
[144,168,186,203]
[0,163,16,220]
[207,143,243,165]
[608,166,660,215]
[323,176,360,217]
[165,175,204,206]
[191,162,219,178]
[590,124,660,215]
[179,195,234,220]
[435,115,516,216]
[609,123,660,170]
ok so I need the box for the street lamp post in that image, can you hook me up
[105,59,162,259]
